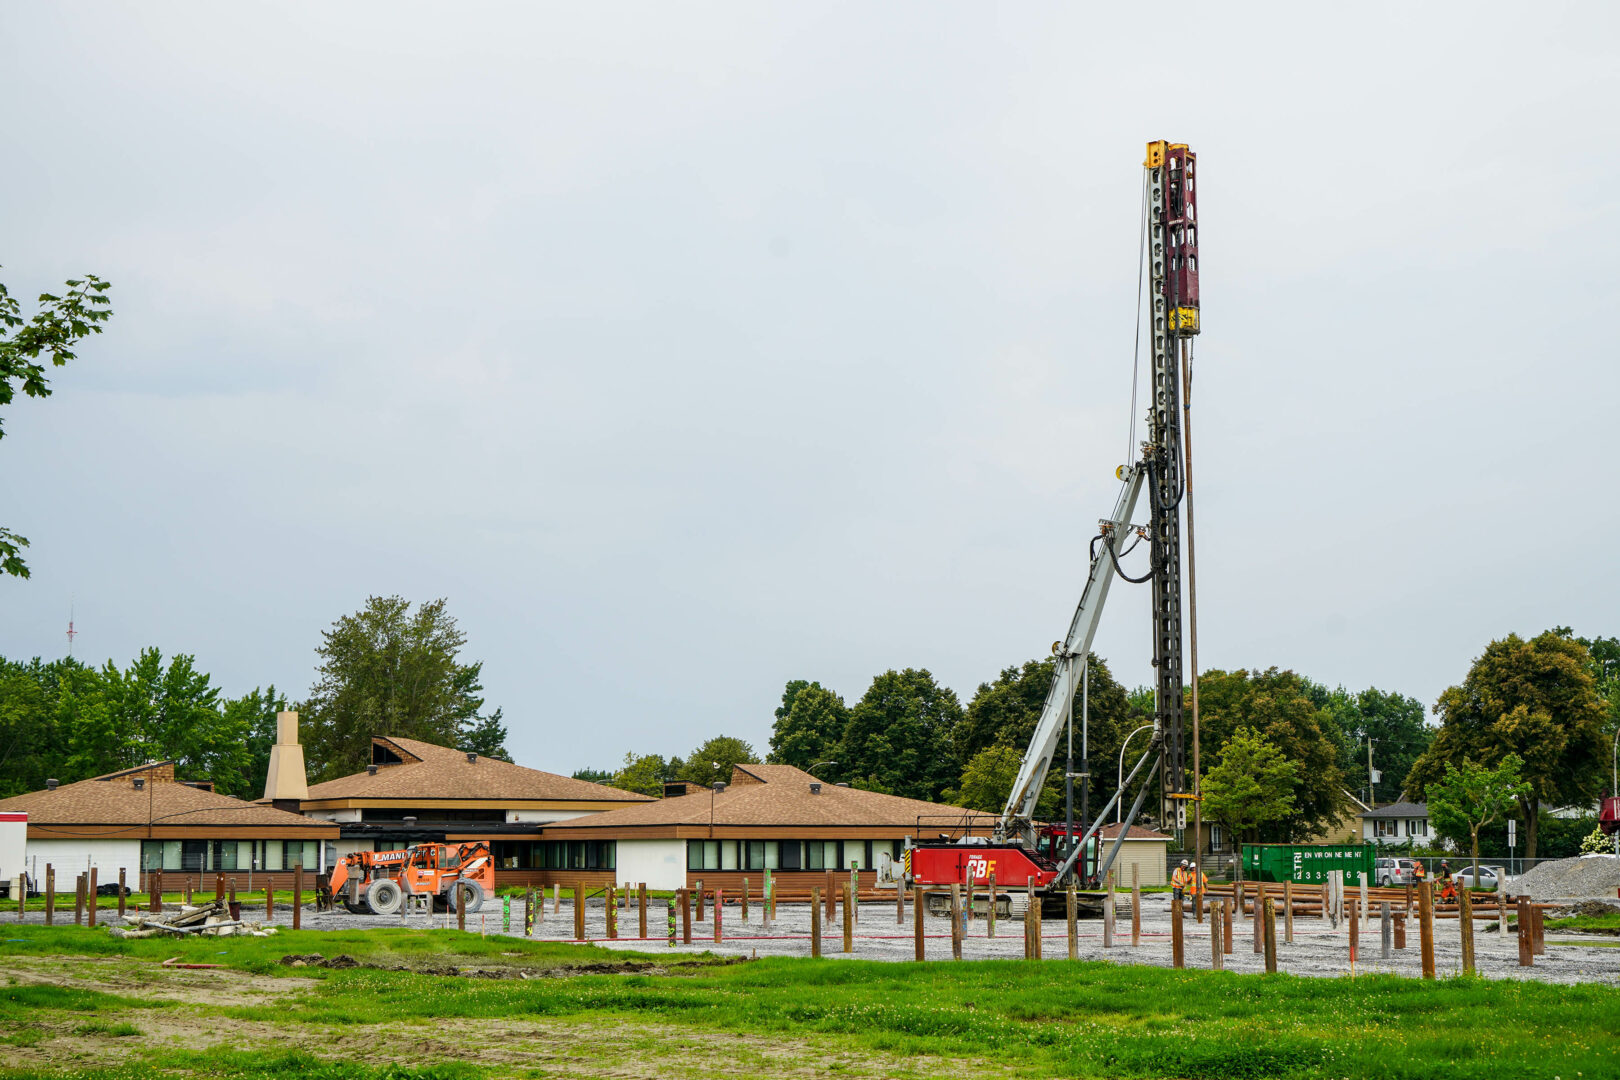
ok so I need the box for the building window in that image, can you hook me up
[140,840,319,873]
[779,841,801,870]
[1210,825,1223,850]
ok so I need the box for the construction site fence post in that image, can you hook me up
[1459,887,1475,974]
[851,866,860,926]
[1380,901,1392,959]
[1102,875,1114,949]
[16,872,24,921]
[1252,885,1263,955]
[1283,880,1294,944]
[121,870,130,918]
[896,877,904,924]
[842,882,853,953]
[1517,899,1532,966]
[1497,891,1508,938]
[1066,883,1077,960]
[825,872,834,921]
[742,877,749,921]
[681,888,693,945]
[1032,892,1042,960]
[1348,894,1358,967]
[1171,894,1184,969]
[44,865,53,926]
[265,876,273,923]
[1533,903,1546,956]
[1210,899,1224,970]
[912,887,924,961]
[1131,862,1141,947]
[639,883,648,939]
[986,871,996,938]
[950,883,963,961]
[1394,910,1406,950]
[607,885,617,939]
[1418,882,1436,979]
[1263,898,1277,974]
[714,887,723,944]
[810,888,822,958]
[74,874,84,925]
[694,879,705,922]
[1223,892,1234,955]
[152,870,162,915]
[87,867,98,928]
[571,882,583,941]
[293,865,302,931]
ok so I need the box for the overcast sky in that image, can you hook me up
[2,4,1616,775]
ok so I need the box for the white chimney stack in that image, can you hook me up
[262,710,309,803]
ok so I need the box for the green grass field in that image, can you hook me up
[0,925,1616,1079]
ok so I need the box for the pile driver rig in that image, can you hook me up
[910,140,1201,912]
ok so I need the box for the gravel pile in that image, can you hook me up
[1511,854,1620,901]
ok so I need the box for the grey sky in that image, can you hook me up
[3,4,1616,774]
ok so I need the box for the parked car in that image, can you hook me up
[1376,857,1421,886]
[1455,865,1505,891]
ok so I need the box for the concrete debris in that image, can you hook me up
[1510,854,1620,901]
[108,900,280,938]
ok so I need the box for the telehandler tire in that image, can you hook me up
[365,878,404,916]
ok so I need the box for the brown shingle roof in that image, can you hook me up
[545,763,997,831]
[0,766,332,831]
[301,736,655,804]
[1096,823,1172,841]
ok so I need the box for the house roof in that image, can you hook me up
[0,762,332,830]
[1096,823,1173,842]
[1361,800,1428,819]
[300,736,655,804]
[545,763,998,831]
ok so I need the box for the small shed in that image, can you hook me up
[1096,823,1172,886]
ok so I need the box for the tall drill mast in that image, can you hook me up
[1145,140,1199,796]
[996,141,1200,875]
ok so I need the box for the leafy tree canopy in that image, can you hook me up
[610,752,671,797]
[1425,753,1530,876]
[571,767,614,785]
[1200,726,1299,847]
[947,744,1064,819]
[1195,668,1347,841]
[1,271,112,578]
[957,655,1145,818]
[300,596,508,781]
[1407,631,1607,857]
[838,668,963,802]
[1306,682,1434,803]
[676,736,758,787]
[767,681,848,771]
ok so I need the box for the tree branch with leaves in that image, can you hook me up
[1425,754,1530,886]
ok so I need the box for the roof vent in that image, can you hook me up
[133,778,145,790]
[46,778,58,791]
[466,752,478,764]
[712,781,727,793]
[403,816,417,827]
[835,782,849,788]
[367,764,379,776]
[809,782,821,795]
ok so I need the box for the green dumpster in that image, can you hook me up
[1241,843,1375,884]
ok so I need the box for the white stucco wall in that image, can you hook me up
[614,839,685,890]
[507,809,593,824]
[0,818,25,882]
[25,838,141,884]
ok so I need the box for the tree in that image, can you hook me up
[300,597,507,780]
[1309,682,1435,803]
[767,682,848,770]
[610,753,671,797]
[676,736,758,787]
[1407,631,1608,857]
[958,655,1145,820]
[838,668,964,801]
[570,767,613,785]
[948,745,1063,818]
[1195,669,1348,841]
[1425,754,1531,884]
[225,686,290,801]
[1201,727,1299,863]
[1,271,112,577]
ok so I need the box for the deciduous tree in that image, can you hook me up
[767,682,847,770]
[838,668,963,801]
[1406,631,1607,857]
[1425,754,1530,883]
[0,271,112,578]
[301,597,507,780]
[1201,727,1298,861]
[610,752,671,797]
[676,736,758,787]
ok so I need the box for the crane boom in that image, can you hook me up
[1000,465,1145,845]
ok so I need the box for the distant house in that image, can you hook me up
[1093,823,1172,886]
[538,763,998,891]
[1194,790,1370,853]
[1360,800,1431,845]
[0,760,337,889]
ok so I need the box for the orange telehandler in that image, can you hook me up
[325,840,496,916]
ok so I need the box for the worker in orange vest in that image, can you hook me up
[1171,860,1190,903]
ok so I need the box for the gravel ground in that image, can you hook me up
[30,891,1620,985]
[1508,854,1620,902]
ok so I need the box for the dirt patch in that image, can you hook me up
[277,951,751,978]
[0,955,316,1007]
